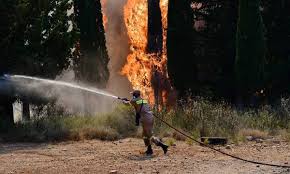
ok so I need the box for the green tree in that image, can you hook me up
[262,0,290,102]
[74,0,109,87]
[0,0,78,126]
[167,0,238,101]
[167,0,195,97]
[190,0,238,101]
[235,0,266,105]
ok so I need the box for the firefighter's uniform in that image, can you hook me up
[129,95,168,155]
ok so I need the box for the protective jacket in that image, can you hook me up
[130,97,153,125]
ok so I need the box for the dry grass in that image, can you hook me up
[278,129,290,142]
[2,105,137,142]
[238,129,269,140]
[155,98,290,143]
[2,98,290,143]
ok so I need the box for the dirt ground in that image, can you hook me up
[0,138,290,174]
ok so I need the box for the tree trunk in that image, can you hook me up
[0,96,14,130]
[22,99,30,121]
[147,0,163,54]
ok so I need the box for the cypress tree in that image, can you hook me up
[74,0,109,87]
[167,0,195,97]
[235,0,266,104]
[262,0,290,102]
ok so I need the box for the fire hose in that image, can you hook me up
[117,97,290,169]
[153,114,290,168]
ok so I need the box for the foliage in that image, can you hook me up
[167,0,195,96]
[155,98,290,142]
[0,0,78,125]
[0,0,78,78]
[73,0,109,87]
[2,105,136,142]
[2,99,290,143]
[235,0,266,103]
[262,0,290,100]
[167,0,290,106]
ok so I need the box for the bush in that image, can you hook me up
[154,98,290,142]
[2,98,290,143]
[2,105,137,142]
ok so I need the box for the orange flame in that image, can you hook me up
[122,0,174,105]
[101,0,108,29]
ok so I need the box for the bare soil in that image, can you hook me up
[0,138,289,174]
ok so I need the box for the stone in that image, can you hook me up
[110,170,118,174]
[225,145,231,149]
[246,136,254,141]
[200,137,228,145]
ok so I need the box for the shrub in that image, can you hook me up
[2,105,136,142]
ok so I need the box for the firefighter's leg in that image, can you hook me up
[142,117,153,155]
[151,136,169,154]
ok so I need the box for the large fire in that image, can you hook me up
[122,0,173,106]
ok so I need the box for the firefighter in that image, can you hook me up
[122,90,168,155]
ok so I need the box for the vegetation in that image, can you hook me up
[167,0,290,106]
[1,105,136,142]
[235,0,266,105]
[73,0,109,86]
[0,0,290,143]
[0,0,109,125]
[155,98,290,143]
[2,100,290,143]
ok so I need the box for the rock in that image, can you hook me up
[256,139,263,143]
[225,145,231,150]
[246,136,254,141]
[200,137,228,145]
[109,170,118,174]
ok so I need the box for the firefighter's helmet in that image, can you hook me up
[130,90,141,98]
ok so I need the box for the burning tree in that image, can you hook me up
[122,0,175,107]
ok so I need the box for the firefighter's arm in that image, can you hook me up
[120,98,130,105]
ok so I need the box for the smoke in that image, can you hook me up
[101,0,132,97]
[55,70,118,114]
[12,70,120,115]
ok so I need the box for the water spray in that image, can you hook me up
[7,75,126,101]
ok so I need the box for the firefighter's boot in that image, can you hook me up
[145,145,153,156]
[157,142,168,154]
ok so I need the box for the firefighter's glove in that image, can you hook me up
[135,113,141,126]
[122,98,130,104]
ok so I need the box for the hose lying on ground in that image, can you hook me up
[153,114,290,169]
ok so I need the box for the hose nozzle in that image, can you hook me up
[118,97,129,102]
